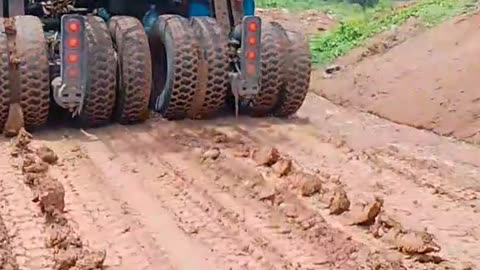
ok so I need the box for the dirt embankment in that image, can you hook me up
[257,8,337,36]
[312,12,480,145]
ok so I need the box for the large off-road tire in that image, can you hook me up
[273,26,311,117]
[108,16,152,124]
[14,16,50,129]
[79,16,116,127]
[0,19,10,132]
[149,15,200,120]
[248,22,289,117]
[188,17,229,119]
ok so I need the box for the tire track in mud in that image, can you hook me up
[0,145,54,270]
[0,213,19,270]
[193,95,480,268]
[96,123,399,270]
[175,124,469,269]
[86,126,290,270]
[45,144,176,270]
[126,126,363,269]
[4,130,110,270]
[223,123,480,267]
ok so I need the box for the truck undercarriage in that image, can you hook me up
[0,0,311,135]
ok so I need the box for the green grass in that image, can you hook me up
[310,0,477,65]
[256,0,383,20]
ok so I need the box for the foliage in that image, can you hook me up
[256,0,385,20]
[310,0,477,65]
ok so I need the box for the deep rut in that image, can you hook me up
[204,94,480,268]
[46,145,177,270]
[1,92,478,269]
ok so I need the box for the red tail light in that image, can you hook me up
[248,21,258,32]
[67,68,79,78]
[67,20,81,33]
[67,37,80,49]
[247,37,257,46]
[246,51,256,61]
[60,15,86,85]
[67,53,79,64]
[240,16,262,83]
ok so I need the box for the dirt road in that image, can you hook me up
[1,89,479,270]
[1,8,480,270]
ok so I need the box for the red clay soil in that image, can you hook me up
[257,8,337,36]
[313,12,480,145]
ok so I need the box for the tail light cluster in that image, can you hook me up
[61,15,86,87]
[241,16,261,81]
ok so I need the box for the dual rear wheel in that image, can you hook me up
[0,14,311,133]
[150,15,311,121]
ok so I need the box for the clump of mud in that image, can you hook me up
[201,129,444,268]
[328,187,351,215]
[10,129,106,270]
[349,196,384,226]
[252,146,280,166]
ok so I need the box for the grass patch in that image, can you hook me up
[256,0,387,20]
[310,0,477,66]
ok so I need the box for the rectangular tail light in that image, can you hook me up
[240,15,261,85]
[60,15,87,96]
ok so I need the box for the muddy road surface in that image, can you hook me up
[1,8,480,270]
[1,91,479,270]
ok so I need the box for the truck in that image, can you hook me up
[0,0,311,133]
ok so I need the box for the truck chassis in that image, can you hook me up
[0,0,311,134]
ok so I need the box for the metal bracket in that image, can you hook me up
[52,76,85,116]
[229,71,260,117]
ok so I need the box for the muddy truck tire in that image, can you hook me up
[79,16,117,128]
[188,17,229,119]
[0,19,10,132]
[273,25,311,117]
[149,15,200,120]
[13,16,50,130]
[248,22,289,117]
[108,16,152,124]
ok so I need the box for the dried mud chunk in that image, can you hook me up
[53,248,79,270]
[46,224,82,249]
[349,196,384,225]
[36,146,58,164]
[33,175,65,215]
[366,251,407,270]
[201,147,220,161]
[272,158,293,177]
[22,153,36,168]
[233,145,251,158]
[393,229,441,255]
[24,172,40,186]
[252,147,280,166]
[13,127,32,149]
[212,133,228,143]
[299,173,323,197]
[328,187,350,215]
[23,160,49,174]
[372,213,404,238]
[75,249,106,269]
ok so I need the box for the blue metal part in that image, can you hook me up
[189,1,211,16]
[97,8,110,22]
[244,0,255,16]
[143,4,159,33]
